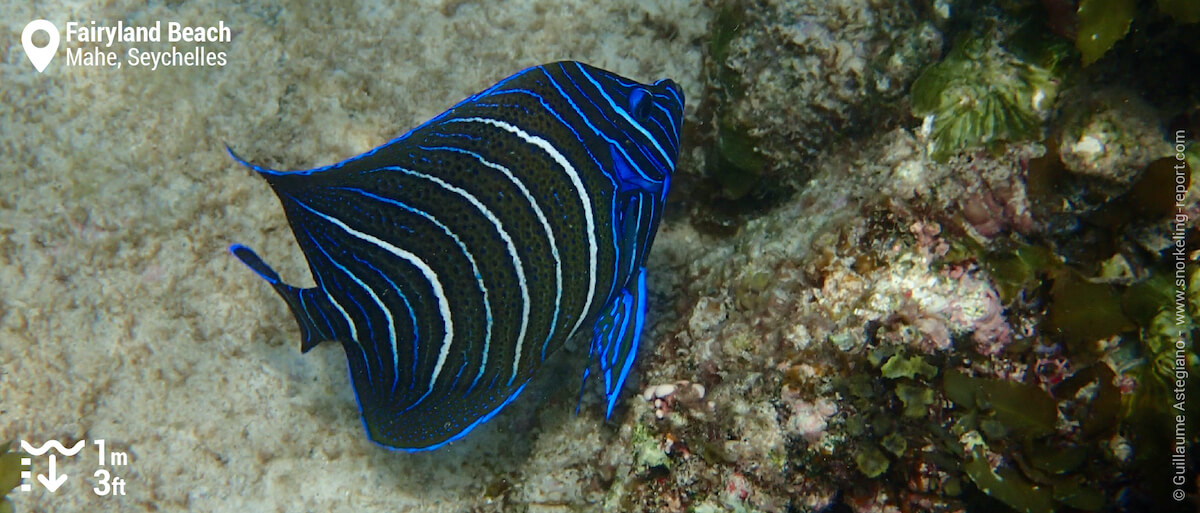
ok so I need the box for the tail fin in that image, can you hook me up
[230,244,334,352]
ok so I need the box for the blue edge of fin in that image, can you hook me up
[579,266,648,420]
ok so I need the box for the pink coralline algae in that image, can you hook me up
[720,471,752,505]
[785,397,838,441]
[956,275,1014,356]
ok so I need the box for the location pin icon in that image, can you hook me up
[22,20,60,73]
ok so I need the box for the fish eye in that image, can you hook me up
[628,88,651,120]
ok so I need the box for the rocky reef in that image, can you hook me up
[585,1,1200,512]
[687,0,941,228]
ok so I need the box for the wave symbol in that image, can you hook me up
[19,439,86,456]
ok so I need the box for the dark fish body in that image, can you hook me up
[229,61,684,451]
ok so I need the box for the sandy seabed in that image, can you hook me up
[0,1,707,510]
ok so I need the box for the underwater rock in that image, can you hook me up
[915,141,1043,241]
[605,6,1200,513]
[699,0,936,193]
[784,394,838,440]
[1056,89,1172,192]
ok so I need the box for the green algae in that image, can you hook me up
[1121,157,1192,221]
[1121,270,1177,326]
[0,441,19,513]
[702,3,766,202]
[881,432,907,457]
[982,243,1060,304]
[710,119,766,201]
[1025,440,1087,476]
[910,29,1061,161]
[943,370,1056,437]
[895,381,936,417]
[1076,0,1136,66]
[481,476,513,504]
[1052,364,1121,438]
[854,444,890,478]
[632,424,670,471]
[1158,0,1200,22]
[1047,271,1134,353]
[734,270,773,311]
[964,440,1102,512]
[1051,479,1105,511]
[963,448,1055,513]
[978,417,1009,440]
[941,257,1195,513]
[707,4,745,88]
[835,334,1123,512]
[1075,0,1200,66]
[880,353,938,380]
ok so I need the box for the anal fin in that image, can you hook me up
[582,266,649,419]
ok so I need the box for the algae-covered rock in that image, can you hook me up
[631,424,670,471]
[873,22,945,100]
[1056,90,1171,191]
[701,0,934,190]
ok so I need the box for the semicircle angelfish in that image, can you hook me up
[227,61,685,451]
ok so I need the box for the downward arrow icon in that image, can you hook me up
[36,454,68,492]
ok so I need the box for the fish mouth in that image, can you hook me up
[653,78,683,104]
[651,78,685,130]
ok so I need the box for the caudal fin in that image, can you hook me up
[229,244,335,352]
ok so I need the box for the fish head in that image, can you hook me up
[641,77,684,171]
[571,62,685,182]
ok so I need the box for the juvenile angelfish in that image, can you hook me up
[229,61,684,451]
